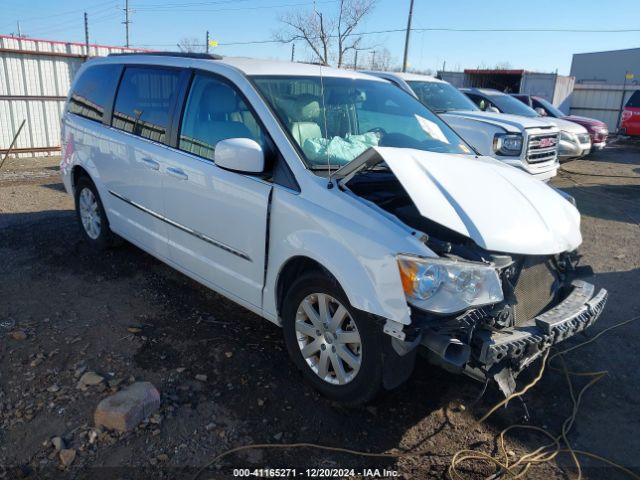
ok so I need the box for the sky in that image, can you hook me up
[1,0,639,75]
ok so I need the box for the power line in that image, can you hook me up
[132,25,640,48]
[133,0,337,13]
[0,1,119,29]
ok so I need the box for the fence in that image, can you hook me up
[569,83,639,132]
[0,35,144,158]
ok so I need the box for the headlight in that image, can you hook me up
[397,255,504,314]
[493,133,522,156]
[560,131,577,142]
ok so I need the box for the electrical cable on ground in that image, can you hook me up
[193,315,640,480]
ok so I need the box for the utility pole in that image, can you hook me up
[206,30,210,53]
[353,50,358,70]
[402,0,414,72]
[17,21,21,37]
[290,43,295,62]
[123,0,130,48]
[371,50,376,69]
[84,12,90,58]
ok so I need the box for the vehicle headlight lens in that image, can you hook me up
[397,255,504,314]
[493,133,522,156]
[560,131,576,142]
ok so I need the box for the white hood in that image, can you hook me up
[442,110,555,133]
[341,147,582,255]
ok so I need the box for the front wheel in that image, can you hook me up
[282,272,383,405]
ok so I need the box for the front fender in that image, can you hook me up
[263,189,416,326]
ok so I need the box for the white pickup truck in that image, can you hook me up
[364,71,560,181]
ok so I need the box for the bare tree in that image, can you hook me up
[275,0,376,67]
[370,47,395,71]
[177,37,205,53]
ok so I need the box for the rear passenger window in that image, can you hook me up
[68,64,121,122]
[178,75,264,161]
[111,67,181,143]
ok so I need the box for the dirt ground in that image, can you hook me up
[1,140,638,479]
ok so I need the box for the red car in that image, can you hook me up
[621,90,640,137]
[513,94,609,149]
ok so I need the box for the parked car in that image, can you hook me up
[462,88,592,161]
[60,53,607,404]
[513,94,608,150]
[364,71,560,181]
[620,90,640,136]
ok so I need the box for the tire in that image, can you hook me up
[74,176,114,250]
[282,272,383,405]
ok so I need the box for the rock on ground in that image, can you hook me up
[94,381,160,432]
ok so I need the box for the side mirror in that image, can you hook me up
[535,107,547,116]
[214,138,264,173]
[487,106,500,114]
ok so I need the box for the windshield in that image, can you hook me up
[252,76,472,167]
[485,92,539,117]
[535,97,565,117]
[408,81,479,113]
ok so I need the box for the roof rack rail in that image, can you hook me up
[108,51,223,60]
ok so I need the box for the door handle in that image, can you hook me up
[141,157,160,170]
[166,166,188,181]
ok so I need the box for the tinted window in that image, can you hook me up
[68,64,121,122]
[179,75,264,161]
[407,81,478,113]
[112,67,181,143]
[483,92,538,117]
[532,97,565,118]
[626,90,640,108]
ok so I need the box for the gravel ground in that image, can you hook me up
[0,141,638,479]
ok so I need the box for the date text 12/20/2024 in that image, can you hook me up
[233,468,400,477]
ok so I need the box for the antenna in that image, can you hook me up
[318,63,332,188]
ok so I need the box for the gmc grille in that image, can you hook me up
[526,133,558,163]
[513,257,559,325]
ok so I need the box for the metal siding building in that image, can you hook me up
[0,35,144,158]
[437,69,575,110]
[568,47,640,131]
[570,47,640,85]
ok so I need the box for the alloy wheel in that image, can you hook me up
[294,293,362,385]
[78,187,101,240]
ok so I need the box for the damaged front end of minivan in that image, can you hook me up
[337,147,608,397]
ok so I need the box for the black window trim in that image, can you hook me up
[109,63,188,147]
[66,63,124,126]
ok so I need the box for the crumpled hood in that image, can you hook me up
[370,147,582,255]
[443,110,554,132]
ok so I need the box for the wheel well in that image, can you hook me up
[276,256,333,317]
[71,165,91,192]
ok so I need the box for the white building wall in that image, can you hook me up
[0,35,145,158]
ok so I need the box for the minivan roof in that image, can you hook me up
[98,52,385,80]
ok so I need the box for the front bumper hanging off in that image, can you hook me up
[471,280,608,395]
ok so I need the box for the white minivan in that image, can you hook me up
[60,53,607,404]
